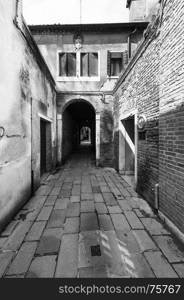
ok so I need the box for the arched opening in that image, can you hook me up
[62,100,96,162]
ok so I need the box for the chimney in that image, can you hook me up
[126,0,160,22]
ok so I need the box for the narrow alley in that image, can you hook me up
[0,152,184,278]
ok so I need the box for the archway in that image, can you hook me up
[62,99,96,162]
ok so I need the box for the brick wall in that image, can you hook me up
[114,0,184,234]
[114,32,159,206]
[159,0,184,232]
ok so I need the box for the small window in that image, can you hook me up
[81,53,98,77]
[59,53,76,77]
[107,51,128,77]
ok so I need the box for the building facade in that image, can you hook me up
[30,22,147,167]
[0,0,57,231]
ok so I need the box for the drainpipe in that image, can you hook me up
[154,183,159,210]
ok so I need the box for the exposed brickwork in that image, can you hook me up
[159,0,184,232]
[114,0,184,234]
[114,34,159,206]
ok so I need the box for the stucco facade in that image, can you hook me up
[0,0,57,231]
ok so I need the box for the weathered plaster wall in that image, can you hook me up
[0,0,56,231]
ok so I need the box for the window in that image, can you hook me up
[59,53,76,77]
[107,51,128,77]
[81,53,98,77]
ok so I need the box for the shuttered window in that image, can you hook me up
[107,51,128,77]
[81,53,98,77]
[59,53,76,77]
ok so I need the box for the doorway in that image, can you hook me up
[62,100,96,162]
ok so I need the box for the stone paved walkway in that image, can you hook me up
[0,152,184,278]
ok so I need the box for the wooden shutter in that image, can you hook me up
[67,53,76,77]
[59,53,67,76]
[81,53,88,76]
[89,53,98,77]
[107,51,111,76]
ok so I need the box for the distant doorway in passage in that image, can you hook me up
[80,126,91,145]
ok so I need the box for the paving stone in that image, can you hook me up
[95,203,108,214]
[82,185,92,193]
[172,264,184,278]
[81,201,95,213]
[36,228,63,255]
[80,213,99,231]
[47,209,66,228]
[78,231,103,268]
[81,193,94,201]
[66,203,80,217]
[78,266,107,278]
[108,206,122,214]
[92,186,101,193]
[125,253,155,278]
[111,214,131,231]
[50,187,61,196]
[99,230,129,277]
[144,251,178,278]
[55,198,69,209]
[134,209,144,218]
[27,256,57,278]
[72,185,81,196]
[124,211,144,229]
[64,217,79,234]
[94,193,104,203]
[132,230,158,253]
[100,186,110,193]
[37,206,53,221]
[0,238,7,248]
[25,221,46,241]
[0,252,15,277]
[2,222,32,251]
[70,196,80,203]
[1,221,19,237]
[55,234,78,278]
[99,215,114,231]
[118,200,132,211]
[141,218,171,236]
[116,230,141,254]
[6,242,37,276]
[15,206,44,221]
[45,196,57,206]
[153,236,184,263]
[35,185,52,196]
[59,190,71,198]
[103,193,117,206]
[23,196,47,210]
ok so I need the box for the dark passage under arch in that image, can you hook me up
[62,100,96,162]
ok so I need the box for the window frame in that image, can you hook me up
[107,50,127,79]
[57,50,100,82]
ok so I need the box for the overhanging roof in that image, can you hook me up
[29,22,148,34]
